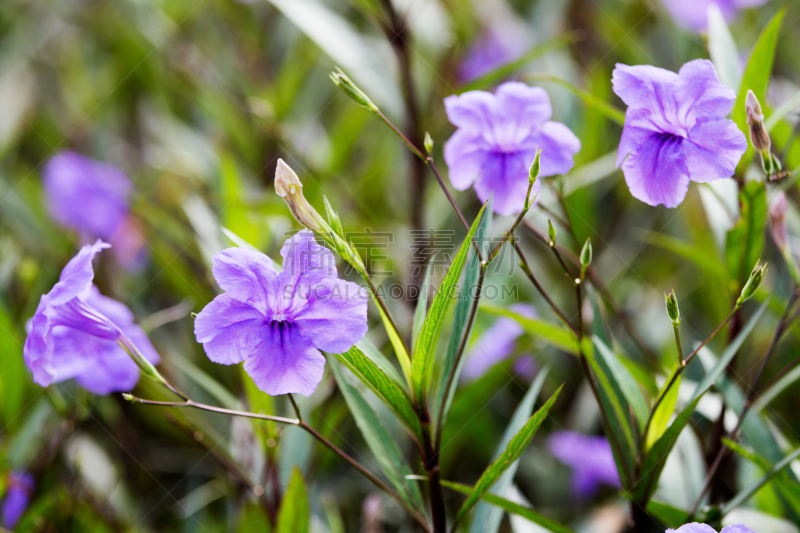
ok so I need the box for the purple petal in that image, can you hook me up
[473,152,539,216]
[663,0,738,31]
[612,64,680,133]
[291,278,368,354]
[243,323,326,396]
[668,524,720,533]
[443,129,492,191]
[677,59,736,127]
[211,247,277,310]
[2,472,33,529]
[526,121,581,176]
[48,240,110,306]
[684,118,747,183]
[621,133,690,208]
[444,91,499,134]
[280,230,337,279]
[463,304,535,380]
[195,294,266,365]
[459,30,526,83]
[617,125,655,167]
[83,287,159,364]
[494,82,553,146]
[548,431,620,499]
[720,525,758,533]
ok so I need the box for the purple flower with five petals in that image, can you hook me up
[613,59,747,208]
[663,0,770,32]
[23,240,159,394]
[2,472,34,530]
[444,82,581,216]
[194,230,368,396]
[669,524,757,533]
[43,151,147,270]
[547,431,620,499]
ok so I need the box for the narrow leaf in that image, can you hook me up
[480,304,579,353]
[331,362,424,508]
[471,366,551,533]
[725,181,767,288]
[277,468,309,533]
[376,302,413,383]
[332,347,423,441]
[357,340,405,389]
[413,204,486,401]
[707,4,741,90]
[455,385,562,524]
[645,366,681,451]
[592,336,649,429]
[723,445,800,516]
[442,480,576,533]
[412,264,433,346]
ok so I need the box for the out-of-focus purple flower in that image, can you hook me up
[444,82,581,216]
[613,59,747,208]
[668,524,756,533]
[43,151,147,270]
[23,240,159,394]
[459,30,526,83]
[547,431,620,499]
[194,230,368,396]
[463,304,535,380]
[663,0,770,32]
[2,472,34,530]
[770,191,788,251]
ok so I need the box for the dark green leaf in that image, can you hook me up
[412,263,432,346]
[455,385,562,524]
[592,336,649,429]
[277,468,309,533]
[645,500,689,529]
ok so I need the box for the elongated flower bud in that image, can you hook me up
[746,90,770,153]
[424,132,434,155]
[529,150,541,184]
[548,220,557,247]
[329,67,377,112]
[737,261,768,306]
[580,238,592,274]
[665,290,680,326]
[274,159,325,232]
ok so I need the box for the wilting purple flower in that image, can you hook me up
[613,59,747,208]
[23,240,159,394]
[2,472,34,529]
[668,524,756,533]
[194,231,368,396]
[463,304,535,380]
[459,30,526,83]
[444,82,581,216]
[663,0,770,32]
[547,431,620,499]
[43,151,147,270]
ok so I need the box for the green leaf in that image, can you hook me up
[412,204,486,402]
[766,89,800,131]
[412,263,432,346]
[376,302,413,384]
[480,304,579,354]
[733,7,786,172]
[723,445,800,516]
[455,385,562,525]
[592,336,649,429]
[725,181,768,288]
[460,34,580,93]
[277,468,309,533]
[442,480,576,533]
[634,394,704,503]
[330,362,424,508]
[645,500,689,529]
[332,346,423,441]
[435,197,492,435]
[690,298,770,401]
[751,362,800,416]
[170,355,242,410]
[524,74,625,126]
[645,365,681,451]
[470,366,551,533]
[707,4,741,90]
[357,340,406,389]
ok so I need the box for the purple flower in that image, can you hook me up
[547,431,620,499]
[613,59,747,208]
[2,472,33,529]
[194,230,368,396]
[462,304,535,380]
[444,82,581,216]
[668,524,756,533]
[459,30,526,83]
[23,240,159,394]
[43,151,147,270]
[663,0,770,32]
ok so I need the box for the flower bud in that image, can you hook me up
[737,261,768,306]
[746,90,771,153]
[580,238,592,273]
[665,290,680,326]
[323,195,343,237]
[424,132,434,155]
[547,220,557,247]
[770,191,788,251]
[329,67,377,112]
[275,159,326,232]
[529,150,541,184]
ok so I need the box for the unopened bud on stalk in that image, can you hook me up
[737,261,768,306]
[580,238,592,274]
[548,220,557,247]
[665,290,680,326]
[529,150,541,184]
[424,132,434,155]
[746,90,782,176]
[323,195,343,237]
[275,159,326,232]
[329,67,377,112]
